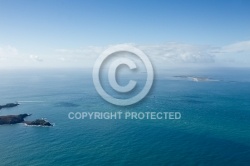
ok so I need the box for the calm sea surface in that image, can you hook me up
[0,68,250,166]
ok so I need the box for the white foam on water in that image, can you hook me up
[18,101,45,103]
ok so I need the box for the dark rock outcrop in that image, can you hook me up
[0,114,52,127]
[0,103,19,110]
[25,119,53,126]
[0,103,53,127]
[0,114,30,125]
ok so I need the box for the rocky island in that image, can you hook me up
[0,114,53,127]
[174,76,219,82]
[0,103,19,110]
[25,119,53,126]
[0,114,30,125]
[0,102,53,127]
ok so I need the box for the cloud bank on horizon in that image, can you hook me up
[0,0,250,69]
[0,41,250,69]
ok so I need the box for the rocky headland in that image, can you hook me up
[0,103,19,110]
[0,114,30,125]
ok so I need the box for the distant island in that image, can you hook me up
[0,103,19,110]
[174,76,220,82]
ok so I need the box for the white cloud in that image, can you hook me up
[54,46,105,67]
[29,55,43,62]
[221,41,250,53]
[1,41,250,69]
[54,43,216,66]
[52,41,250,68]
[212,40,250,67]
[0,45,18,56]
[55,46,104,56]
[138,43,215,65]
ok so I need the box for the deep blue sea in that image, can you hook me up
[0,68,250,166]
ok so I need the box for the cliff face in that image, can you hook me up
[0,114,30,125]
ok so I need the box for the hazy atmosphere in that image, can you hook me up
[1,0,250,69]
[1,1,250,166]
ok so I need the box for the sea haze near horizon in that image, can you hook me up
[0,68,250,165]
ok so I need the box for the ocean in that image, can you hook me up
[0,68,250,165]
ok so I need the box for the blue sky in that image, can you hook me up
[0,0,250,68]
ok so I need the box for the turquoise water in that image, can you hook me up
[0,68,250,165]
